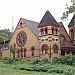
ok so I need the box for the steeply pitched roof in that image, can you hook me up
[68,14,75,27]
[38,11,58,27]
[58,22,72,42]
[22,18,39,38]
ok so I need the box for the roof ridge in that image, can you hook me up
[21,18,39,24]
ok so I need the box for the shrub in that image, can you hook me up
[64,70,74,75]
[53,54,75,66]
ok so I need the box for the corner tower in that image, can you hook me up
[38,11,61,59]
[68,14,75,47]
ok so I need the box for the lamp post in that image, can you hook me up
[49,45,51,59]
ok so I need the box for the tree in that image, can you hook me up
[61,0,75,20]
[8,44,17,59]
[0,29,12,43]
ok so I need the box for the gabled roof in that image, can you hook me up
[38,11,58,27]
[68,14,75,27]
[22,18,39,38]
[58,22,72,42]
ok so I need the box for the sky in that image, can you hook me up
[0,0,72,33]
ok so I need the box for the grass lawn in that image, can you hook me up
[0,67,64,75]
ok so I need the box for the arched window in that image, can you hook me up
[24,48,26,57]
[55,28,58,34]
[45,28,48,34]
[52,44,59,53]
[41,29,44,35]
[41,44,49,54]
[60,34,66,47]
[51,27,54,35]
[31,46,35,56]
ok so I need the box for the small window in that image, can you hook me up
[45,28,48,34]
[41,39,44,42]
[52,38,55,41]
[41,29,44,35]
[45,38,48,41]
[52,28,54,35]
[55,29,58,34]
[41,38,48,42]
[56,38,59,42]
[20,22,22,28]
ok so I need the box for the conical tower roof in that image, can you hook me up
[38,11,58,27]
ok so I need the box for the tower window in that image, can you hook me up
[52,28,54,35]
[52,37,55,41]
[41,29,44,35]
[45,28,48,34]
[56,38,59,42]
[55,29,58,34]
[41,38,48,42]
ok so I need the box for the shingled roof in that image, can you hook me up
[38,11,58,27]
[68,14,75,27]
[22,18,39,39]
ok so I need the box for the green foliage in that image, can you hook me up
[53,54,75,66]
[0,29,12,43]
[61,0,75,20]
[64,70,74,75]
[0,57,75,74]
[8,44,17,59]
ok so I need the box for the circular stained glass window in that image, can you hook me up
[16,31,27,47]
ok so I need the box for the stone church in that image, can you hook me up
[0,11,75,59]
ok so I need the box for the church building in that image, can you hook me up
[0,11,75,59]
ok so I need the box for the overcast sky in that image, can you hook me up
[0,0,72,32]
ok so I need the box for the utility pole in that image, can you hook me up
[12,17,14,33]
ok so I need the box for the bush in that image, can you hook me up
[30,59,40,64]
[64,70,74,75]
[53,54,75,66]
